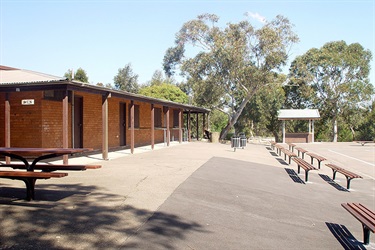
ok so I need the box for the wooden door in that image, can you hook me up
[119,103,127,146]
[74,96,83,148]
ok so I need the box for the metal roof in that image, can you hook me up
[0,65,210,113]
[278,109,320,120]
[0,66,66,84]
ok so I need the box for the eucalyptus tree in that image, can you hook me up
[163,14,299,139]
[114,63,139,93]
[289,41,373,142]
[64,67,89,83]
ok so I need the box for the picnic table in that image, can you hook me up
[0,147,99,200]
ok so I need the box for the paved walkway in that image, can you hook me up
[0,141,374,249]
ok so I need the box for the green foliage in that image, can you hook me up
[139,83,188,104]
[64,68,89,83]
[163,13,299,139]
[289,41,374,142]
[209,110,228,132]
[114,63,139,93]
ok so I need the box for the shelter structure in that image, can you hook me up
[0,66,210,162]
[278,109,320,143]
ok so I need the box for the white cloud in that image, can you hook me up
[245,12,267,24]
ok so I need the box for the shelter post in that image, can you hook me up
[102,93,110,160]
[130,100,135,154]
[4,93,10,163]
[62,90,69,164]
[151,104,155,150]
[179,109,182,143]
[282,120,286,143]
[312,120,315,143]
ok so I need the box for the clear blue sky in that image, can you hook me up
[1,0,374,86]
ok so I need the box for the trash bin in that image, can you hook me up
[239,133,247,149]
[231,136,240,151]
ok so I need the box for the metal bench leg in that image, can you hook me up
[21,178,36,201]
[297,165,301,174]
[305,170,309,182]
[317,161,321,169]
[363,225,370,245]
[346,177,352,190]
[301,153,305,159]
[332,170,337,180]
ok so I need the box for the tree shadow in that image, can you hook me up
[325,222,366,250]
[284,168,305,184]
[0,183,206,249]
[319,174,349,192]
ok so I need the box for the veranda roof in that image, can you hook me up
[278,109,320,120]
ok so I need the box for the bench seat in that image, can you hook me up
[342,203,375,245]
[325,163,362,189]
[275,144,284,156]
[280,148,297,164]
[0,164,101,172]
[354,141,374,146]
[0,170,68,200]
[286,143,296,152]
[292,157,317,182]
[306,152,326,169]
[295,147,308,159]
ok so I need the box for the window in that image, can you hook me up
[44,90,69,101]
[154,107,162,127]
[128,104,140,128]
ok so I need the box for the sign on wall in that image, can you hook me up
[21,99,35,105]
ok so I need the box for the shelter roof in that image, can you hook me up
[278,109,320,120]
[0,65,210,113]
[0,66,67,84]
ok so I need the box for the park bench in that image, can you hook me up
[341,203,375,245]
[306,152,326,169]
[280,148,297,164]
[0,163,101,172]
[292,157,317,182]
[354,141,374,146]
[275,144,284,156]
[325,163,362,189]
[286,142,296,152]
[295,147,308,159]
[0,170,68,200]
[270,141,277,150]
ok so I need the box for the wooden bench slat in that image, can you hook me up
[342,203,375,244]
[0,170,68,178]
[0,170,68,200]
[0,164,101,171]
[295,147,308,159]
[325,164,362,189]
[292,157,317,182]
[306,152,326,169]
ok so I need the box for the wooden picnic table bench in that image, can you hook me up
[306,152,326,169]
[292,157,317,182]
[325,163,362,189]
[0,170,68,200]
[295,147,308,159]
[354,141,374,146]
[0,147,100,200]
[0,163,101,172]
[286,143,296,152]
[341,203,375,245]
[280,148,297,164]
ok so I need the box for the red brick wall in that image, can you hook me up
[0,91,184,150]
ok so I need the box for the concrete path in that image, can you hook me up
[0,141,374,249]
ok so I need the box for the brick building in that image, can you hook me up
[0,66,210,160]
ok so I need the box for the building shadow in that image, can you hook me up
[319,174,349,192]
[326,222,366,250]
[284,168,305,184]
[0,183,207,249]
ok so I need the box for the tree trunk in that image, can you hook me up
[332,118,338,142]
[350,126,356,141]
[272,130,280,143]
[220,92,254,140]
